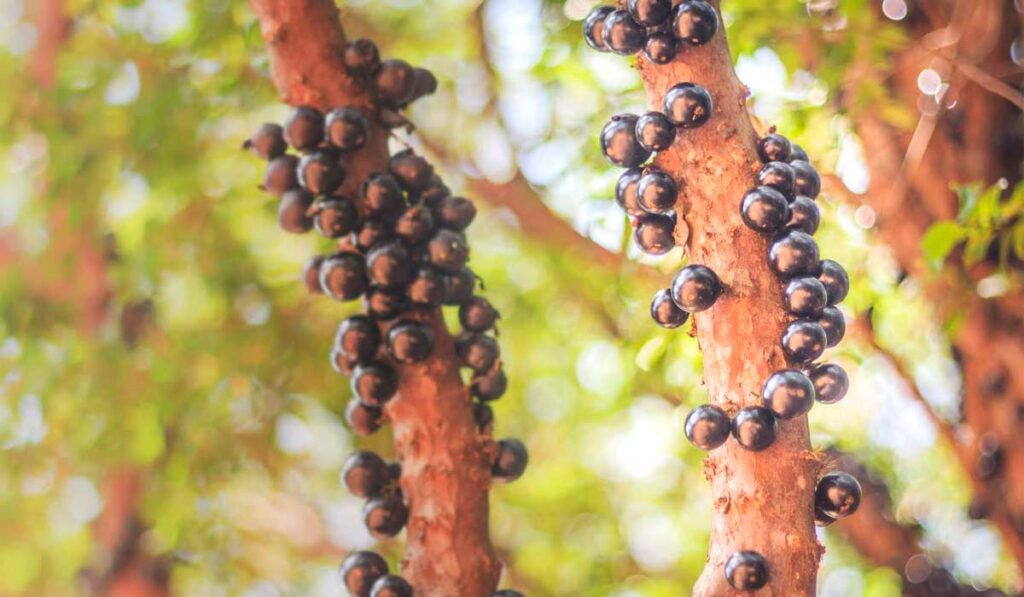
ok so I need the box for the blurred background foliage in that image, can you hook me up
[0,0,1020,595]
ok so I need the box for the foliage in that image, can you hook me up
[923,181,1024,274]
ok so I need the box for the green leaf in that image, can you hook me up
[922,221,966,270]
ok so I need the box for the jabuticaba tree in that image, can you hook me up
[246,2,525,595]
[587,1,859,594]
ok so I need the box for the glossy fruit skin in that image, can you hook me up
[394,205,435,244]
[672,0,719,45]
[471,368,507,401]
[298,152,346,196]
[644,33,678,64]
[245,122,287,160]
[314,197,359,238]
[758,161,796,197]
[345,398,383,436]
[411,67,438,100]
[278,189,314,233]
[331,348,357,375]
[374,59,416,107]
[364,288,410,321]
[732,406,778,451]
[343,39,382,77]
[790,160,821,199]
[342,451,390,498]
[283,106,324,151]
[815,472,862,519]
[628,0,672,26]
[353,219,395,253]
[637,168,678,214]
[407,266,446,307]
[634,214,676,255]
[781,320,827,364]
[460,296,499,332]
[601,114,652,168]
[434,196,477,231]
[428,229,470,272]
[412,175,450,206]
[783,276,828,318]
[264,155,300,196]
[362,173,406,220]
[740,186,790,232]
[615,168,645,217]
[768,230,820,277]
[340,551,389,597]
[325,107,370,151]
[302,255,326,294]
[725,550,769,590]
[635,112,676,152]
[663,82,713,128]
[651,288,689,328]
[387,320,434,364]
[809,363,849,404]
[762,369,816,419]
[583,6,615,52]
[444,268,477,305]
[364,495,408,538]
[367,241,413,288]
[601,9,646,55]
[319,253,368,301]
[684,404,731,449]
[786,195,820,235]
[757,133,792,163]
[389,149,435,191]
[352,362,399,406]
[789,144,809,162]
[816,259,849,305]
[671,264,722,312]
[456,333,500,374]
[493,438,528,482]
[818,305,846,347]
[474,402,495,430]
[370,575,413,597]
[335,315,381,363]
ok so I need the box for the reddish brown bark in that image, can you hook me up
[636,2,822,593]
[247,2,500,594]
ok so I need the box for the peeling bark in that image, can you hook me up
[247,2,500,594]
[635,2,822,593]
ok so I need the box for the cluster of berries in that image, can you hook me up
[585,0,718,63]
[246,36,524,597]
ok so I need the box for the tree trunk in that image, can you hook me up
[635,2,822,594]
[247,2,500,594]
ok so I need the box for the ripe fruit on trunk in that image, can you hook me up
[394,205,435,244]
[628,0,672,26]
[362,172,406,220]
[672,0,719,45]
[663,82,713,128]
[456,333,500,374]
[790,159,821,199]
[731,406,778,451]
[637,167,678,214]
[352,361,399,406]
[345,398,383,437]
[340,551,389,597]
[319,253,368,301]
[670,264,722,312]
[781,319,827,364]
[786,195,820,235]
[583,6,615,52]
[298,152,346,196]
[757,133,792,163]
[815,472,862,519]
[768,230,820,277]
[684,404,731,450]
[783,276,827,318]
[758,161,796,197]
[635,112,676,152]
[725,550,769,590]
[434,196,477,231]
[644,33,678,64]
[244,122,286,160]
[367,241,413,288]
[302,255,325,294]
[816,259,849,305]
[428,229,470,272]
[314,197,359,238]
[364,495,409,538]
[370,575,413,597]
[278,189,314,233]
[325,107,370,151]
[493,438,529,482]
[615,168,645,217]
[343,39,381,77]
[283,105,324,151]
[818,305,846,347]
[650,288,689,328]
[762,369,815,419]
[471,368,508,402]
[602,9,646,55]
[407,266,446,307]
[809,362,849,404]
[444,267,477,305]
[601,114,651,168]
[459,296,499,332]
[386,320,435,364]
[634,214,676,255]
[389,149,434,191]
[263,155,300,196]
[364,288,410,320]
[335,315,381,363]
[374,59,416,107]
[740,186,790,232]
[342,451,389,498]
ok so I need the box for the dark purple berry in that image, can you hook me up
[809,363,849,404]
[615,168,645,217]
[314,197,359,238]
[353,218,395,253]
[786,196,820,235]
[389,150,434,192]
[460,296,499,333]
[789,144,809,162]
[370,575,412,597]
[790,160,821,199]
[634,214,675,255]
[428,229,469,272]
[411,68,438,100]
[732,406,778,451]
[444,268,477,305]
[472,368,507,402]
[411,175,450,206]
[758,161,796,197]
[684,404,730,449]
[762,369,815,419]
[343,39,381,77]
[725,551,769,590]
[387,320,434,364]
[493,438,528,482]
[783,276,827,318]
[335,315,381,363]
[628,0,672,26]
[374,59,416,107]
[456,333,500,374]
[340,551,389,597]
[818,305,845,347]
[263,154,300,196]
[815,508,837,527]
[244,122,286,160]
[283,106,324,151]
[758,133,792,163]
[352,361,399,406]
[331,349,357,375]
[364,495,408,538]
[651,288,689,328]
[345,398,383,436]
[395,205,436,244]
[635,112,676,152]
[781,320,827,364]
[319,253,368,300]
[278,189,314,233]
[583,6,615,52]
[602,9,646,55]
[325,107,370,151]
[474,402,495,430]
[663,82,712,128]
[362,172,406,220]
[434,196,477,231]
[673,0,719,45]
[364,288,410,321]
[342,451,388,498]
[407,266,446,307]
[601,114,651,168]
[816,259,849,305]
[637,168,677,214]
[768,230,819,277]
[815,472,862,519]
[644,33,678,64]
[298,152,346,196]
[367,241,412,288]
[302,255,325,294]
[740,186,790,232]
[671,264,721,312]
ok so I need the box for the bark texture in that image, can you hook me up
[636,2,822,594]
[247,2,500,594]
